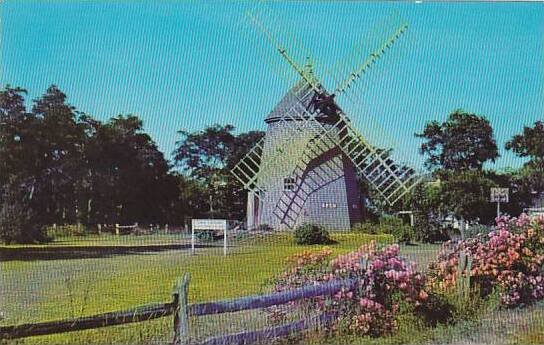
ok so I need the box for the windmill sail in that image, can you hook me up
[244,9,421,210]
[231,81,323,205]
[233,7,422,229]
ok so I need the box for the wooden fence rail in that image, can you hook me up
[189,278,357,317]
[0,274,356,345]
[197,312,338,345]
[0,302,175,339]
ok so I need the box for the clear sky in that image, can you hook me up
[2,1,543,171]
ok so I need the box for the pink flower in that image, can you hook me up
[418,290,428,301]
[372,259,385,270]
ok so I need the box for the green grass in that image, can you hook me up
[6,235,539,345]
[507,303,544,345]
[1,232,392,345]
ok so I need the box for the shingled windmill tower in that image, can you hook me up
[231,10,420,231]
[244,62,364,231]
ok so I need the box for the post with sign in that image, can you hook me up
[191,219,228,256]
[490,188,509,218]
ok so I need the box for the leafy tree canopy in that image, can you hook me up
[173,124,264,179]
[0,85,180,242]
[173,124,264,219]
[505,121,544,162]
[416,110,499,171]
[506,121,544,197]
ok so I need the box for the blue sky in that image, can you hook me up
[2,1,543,170]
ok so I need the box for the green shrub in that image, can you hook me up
[351,222,381,234]
[293,223,332,245]
[352,216,414,243]
[390,223,415,244]
[413,215,450,243]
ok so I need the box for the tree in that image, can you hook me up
[404,179,446,242]
[29,85,88,225]
[173,124,264,220]
[0,85,181,242]
[0,85,89,228]
[437,170,498,224]
[0,86,34,184]
[405,170,503,242]
[172,173,208,224]
[412,110,502,240]
[83,114,177,224]
[416,110,499,171]
[506,121,544,199]
[505,121,544,162]
[0,176,44,243]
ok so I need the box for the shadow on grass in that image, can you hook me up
[0,243,218,262]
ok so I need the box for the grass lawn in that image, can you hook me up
[6,235,538,345]
[1,232,392,345]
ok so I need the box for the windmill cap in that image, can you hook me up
[265,79,335,124]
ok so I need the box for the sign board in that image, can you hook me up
[191,219,227,231]
[527,208,544,217]
[191,219,228,256]
[490,188,509,203]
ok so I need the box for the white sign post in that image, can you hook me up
[491,188,509,218]
[191,219,228,256]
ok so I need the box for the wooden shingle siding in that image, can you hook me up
[249,79,365,231]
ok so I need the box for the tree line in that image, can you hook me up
[404,110,543,241]
[1,85,542,243]
[0,85,261,243]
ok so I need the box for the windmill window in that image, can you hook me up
[283,177,296,191]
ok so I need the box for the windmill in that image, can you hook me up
[231,7,421,231]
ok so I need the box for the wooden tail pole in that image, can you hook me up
[172,273,190,345]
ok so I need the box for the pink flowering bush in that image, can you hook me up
[270,242,429,337]
[429,214,544,307]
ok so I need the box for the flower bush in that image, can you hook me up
[270,242,428,337]
[429,214,544,307]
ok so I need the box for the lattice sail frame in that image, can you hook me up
[232,7,423,227]
[269,82,419,228]
[230,83,326,205]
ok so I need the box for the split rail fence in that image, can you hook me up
[0,274,356,345]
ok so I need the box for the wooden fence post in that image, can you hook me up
[115,224,120,236]
[457,251,472,300]
[172,273,190,345]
